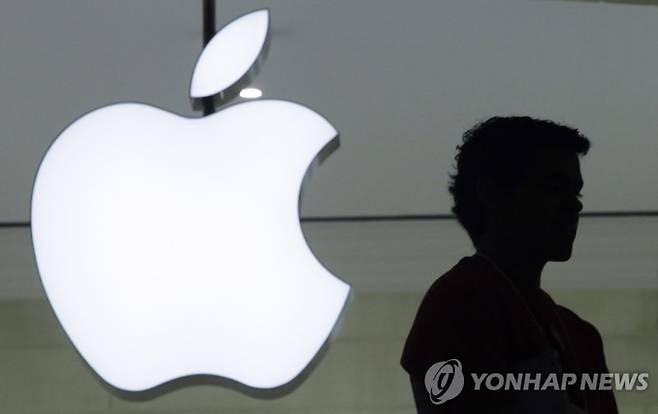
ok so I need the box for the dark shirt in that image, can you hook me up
[400,254,619,413]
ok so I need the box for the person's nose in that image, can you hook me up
[570,197,583,216]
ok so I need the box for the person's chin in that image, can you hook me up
[548,244,574,261]
[551,253,572,262]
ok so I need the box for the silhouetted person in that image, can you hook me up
[401,117,618,413]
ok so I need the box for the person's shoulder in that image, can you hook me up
[401,255,501,357]
[401,256,495,376]
[419,255,500,314]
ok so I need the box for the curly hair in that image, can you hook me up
[447,116,590,247]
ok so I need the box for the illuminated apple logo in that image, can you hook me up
[30,9,351,393]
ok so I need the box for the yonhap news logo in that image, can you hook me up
[424,358,649,405]
[424,359,465,404]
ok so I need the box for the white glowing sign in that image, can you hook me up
[31,9,351,392]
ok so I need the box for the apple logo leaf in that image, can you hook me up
[190,8,270,104]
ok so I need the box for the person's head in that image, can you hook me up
[448,116,590,261]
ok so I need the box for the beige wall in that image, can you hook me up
[0,290,656,414]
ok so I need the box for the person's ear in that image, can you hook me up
[476,176,505,212]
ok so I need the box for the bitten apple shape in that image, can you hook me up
[30,9,351,392]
